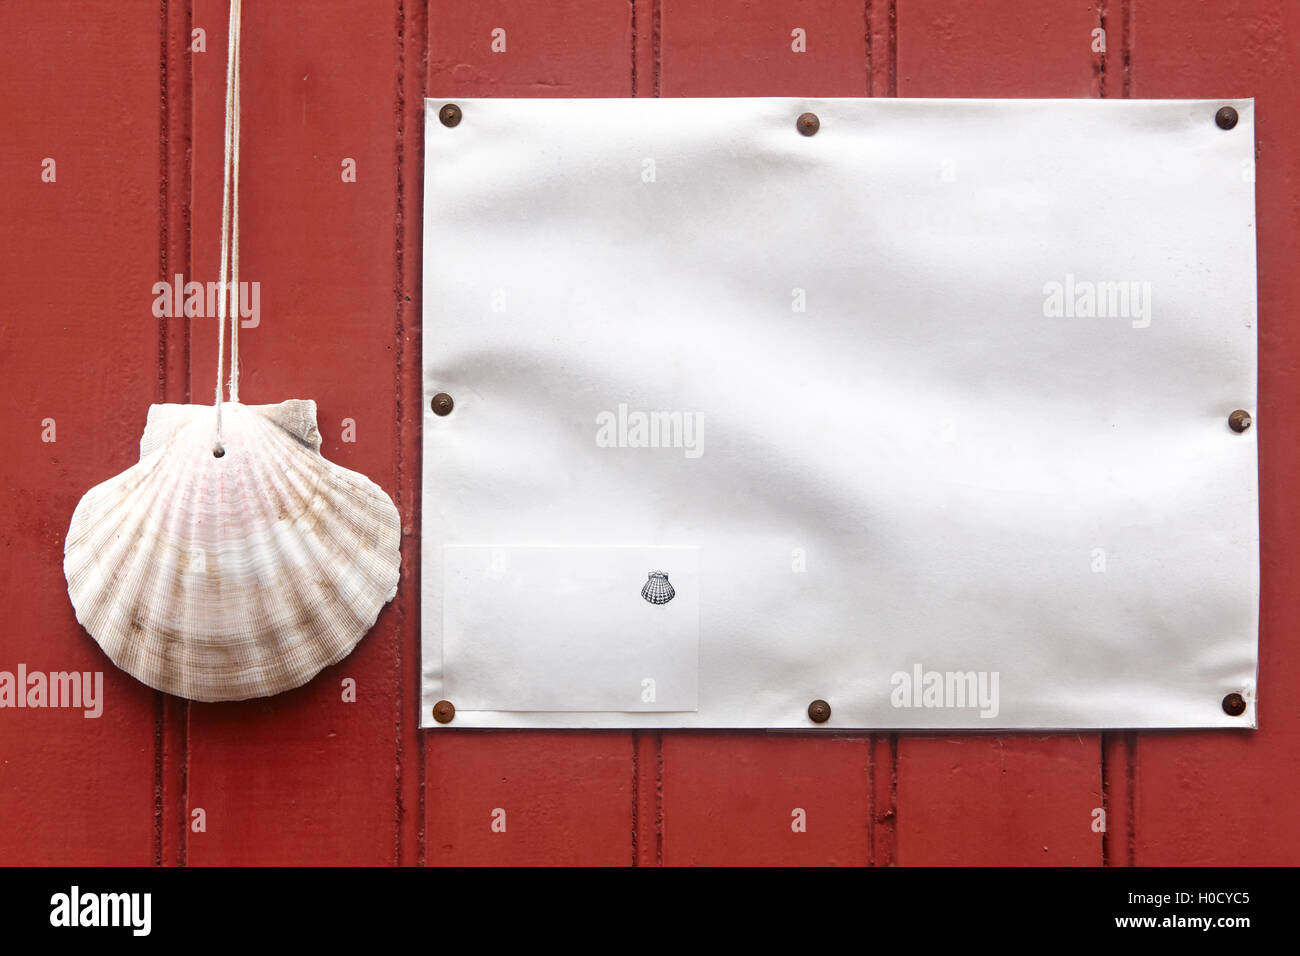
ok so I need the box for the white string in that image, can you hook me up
[229,0,242,405]
[214,0,242,449]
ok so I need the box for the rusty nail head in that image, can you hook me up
[433,700,456,723]
[432,392,454,416]
[808,699,831,723]
[1228,409,1252,433]
[440,103,462,128]
[1222,692,1246,716]
[797,112,820,136]
[1215,106,1238,130]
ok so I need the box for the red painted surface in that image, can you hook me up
[1,0,1295,866]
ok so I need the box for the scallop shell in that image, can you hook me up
[63,400,401,702]
[641,571,675,605]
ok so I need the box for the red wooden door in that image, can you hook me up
[2,0,1296,866]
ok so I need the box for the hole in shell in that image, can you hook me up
[212,445,226,458]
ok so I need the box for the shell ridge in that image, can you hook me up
[240,413,349,691]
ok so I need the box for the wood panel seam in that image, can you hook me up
[393,0,408,868]
[652,0,661,97]
[415,0,430,868]
[887,0,897,98]
[153,0,170,867]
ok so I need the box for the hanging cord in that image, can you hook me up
[214,0,242,454]
[229,0,242,405]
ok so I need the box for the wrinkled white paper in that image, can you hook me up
[421,98,1258,729]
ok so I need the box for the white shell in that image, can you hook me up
[63,400,401,702]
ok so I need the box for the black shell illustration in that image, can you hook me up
[641,570,675,605]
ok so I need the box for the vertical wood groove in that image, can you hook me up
[153,0,171,867]
[867,733,876,865]
[1125,731,1138,865]
[630,0,638,97]
[175,0,194,870]
[153,698,164,865]
[397,0,430,868]
[652,0,661,97]
[412,0,431,867]
[630,734,639,865]
[393,0,408,867]
[864,1,873,96]
[1121,0,1133,99]
[887,0,897,97]
[157,0,193,868]
[655,732,664,865]
[157,0,171,406]
[1099,733,1109,865]
[1096,1,1108,97]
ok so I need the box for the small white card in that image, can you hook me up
[442,546,699,712]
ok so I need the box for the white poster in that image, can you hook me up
[421,97,1258,730]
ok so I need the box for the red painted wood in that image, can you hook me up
[897,736,1101,865]
[428,0,634,97]
[1107,0,1300,866]
[1,0,1296,866]
[0,1,162,865]
[897,0,1102,97]
[425,733,633,866]
[661,734,872,865]
[658,0,870,96]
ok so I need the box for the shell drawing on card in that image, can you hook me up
[63,400,401,702]
[641,571,675,605]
